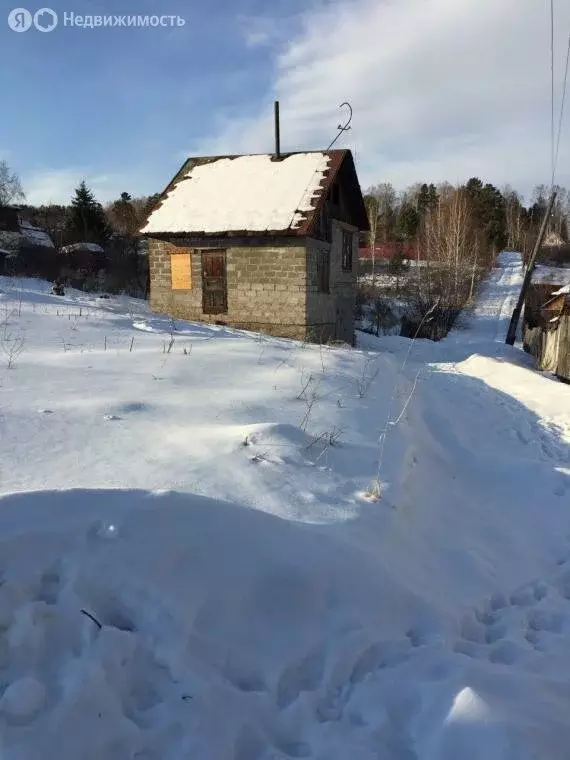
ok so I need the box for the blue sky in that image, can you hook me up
[1,0,569,206]
[0,0,306,203]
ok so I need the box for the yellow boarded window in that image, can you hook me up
[170,251,192,290]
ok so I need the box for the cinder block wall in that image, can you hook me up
[306,221,357,344]
[148,239,308,340]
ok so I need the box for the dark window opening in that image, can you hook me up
[315,206,332,243]
[316,249,330,293]
[341,229,353,272]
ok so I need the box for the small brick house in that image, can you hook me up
[140,149,369,343]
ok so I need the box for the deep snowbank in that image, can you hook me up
[1,487,569,760]
[0,258,569,759]
[0,489,436,759]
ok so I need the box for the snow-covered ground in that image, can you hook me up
[532,264,570,287]
[0,255,569,759]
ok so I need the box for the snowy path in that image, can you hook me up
[445,251,570,449]
[460,250,524,343]
[352,251,570,757]
[0,268,569,759]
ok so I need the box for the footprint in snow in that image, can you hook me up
[488,640,520,665]
[103,415,121,421]
[118,402,148,414]
[453,639,485,659]
[526,609,563,634]
[38,409,54,414]
[509,587,537,607]
[38,563,64,605]
[484,623,508,645]
[458,616,486,644]
[525,629,544,651]
[488,592,508,612]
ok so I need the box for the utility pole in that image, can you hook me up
[505,190,557,346]
[274,101,281,159]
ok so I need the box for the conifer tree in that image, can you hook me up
[67,181,111,244]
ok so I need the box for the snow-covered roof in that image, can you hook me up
[60,243,104,254]
[532,264,570,287]
[141,151,349,236]
[552,284,570,296]
[20,221,54,249]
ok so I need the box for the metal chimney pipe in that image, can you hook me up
[274,101,281,159]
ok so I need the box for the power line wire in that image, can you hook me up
[550,0,555,188]
[553,33,570,184]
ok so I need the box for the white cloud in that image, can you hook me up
[237,8,304,49]
[193,0,570,200]
[238,15,278,48]
[22,168,145,206]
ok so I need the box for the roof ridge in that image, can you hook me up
[179,149,347,161]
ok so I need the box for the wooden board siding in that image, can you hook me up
[538,328,560,371]
[556,315,570,381]
[170,250,192,290]
[524,284,558,328]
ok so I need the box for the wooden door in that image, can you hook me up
[201,250,227,314]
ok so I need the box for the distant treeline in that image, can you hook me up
[360,179,570,340]
[1,160,161,297]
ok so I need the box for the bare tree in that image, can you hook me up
[0,161,25,206]
[502,185,524,251]
[364,195,380,283]
[367,182,397,243]
[531,184,548,208]
[411,187,483,337]
[405,182,424,212]
[551,187,569,239]
[436,182,455,205]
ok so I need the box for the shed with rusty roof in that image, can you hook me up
[140,149,369,343]
[523,281,570,381]
[537,289,570,381]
